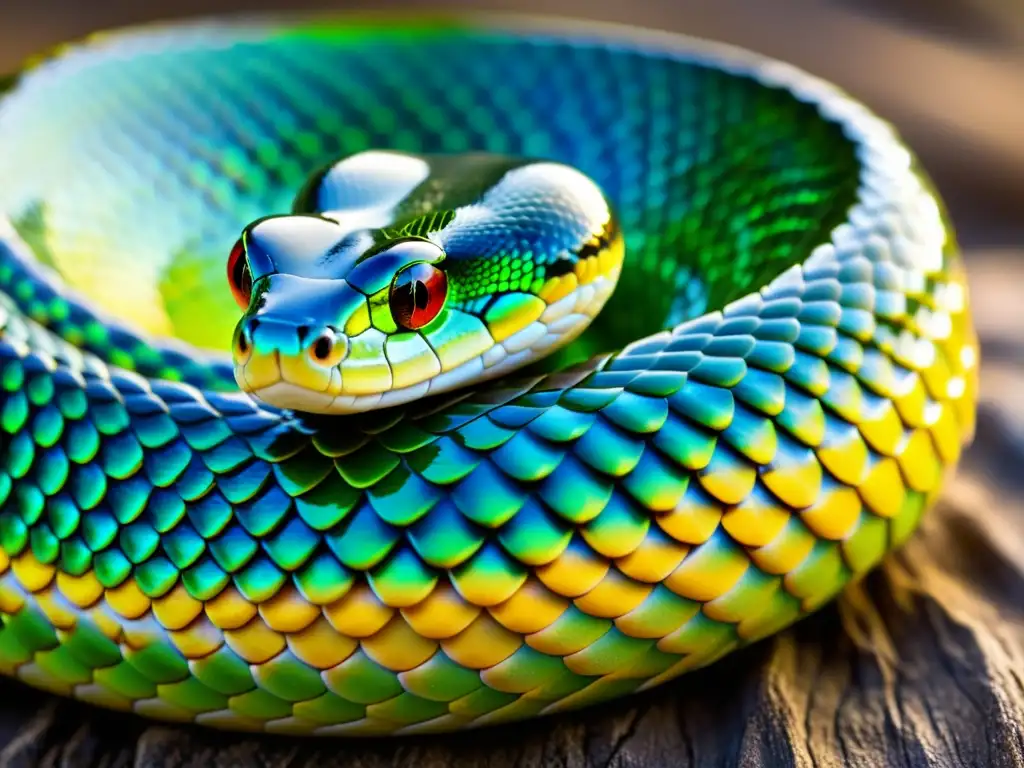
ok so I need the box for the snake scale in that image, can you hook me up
[0,15,977,737]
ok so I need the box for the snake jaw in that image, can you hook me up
[235,340,350,411]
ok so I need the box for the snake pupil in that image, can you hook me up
[414,280,429,310]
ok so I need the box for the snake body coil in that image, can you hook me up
[0,16,977,736]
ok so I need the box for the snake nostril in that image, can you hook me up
[235,319,256,360]
[313,335,332,361]
[307,330,346,367]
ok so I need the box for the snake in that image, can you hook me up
[0,14,978,737]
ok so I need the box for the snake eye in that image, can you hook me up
[389,261,447,330]
[227,237,253,310]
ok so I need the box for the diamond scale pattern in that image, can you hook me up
[0,18,977,736]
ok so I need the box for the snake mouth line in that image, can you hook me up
[236,349,409,413]
[235,351,338,407]
[247,380,340,412]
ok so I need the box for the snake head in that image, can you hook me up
[229,150,624,414]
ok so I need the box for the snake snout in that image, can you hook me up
[237,315,304,357]
[233,314,348,396]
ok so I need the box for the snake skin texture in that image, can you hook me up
[0,16,978,736]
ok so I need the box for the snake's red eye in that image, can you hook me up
[227,237,253,310]
[390,262,447,330]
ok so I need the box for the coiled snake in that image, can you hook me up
[0,15,978,736]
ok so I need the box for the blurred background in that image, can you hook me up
[2,0,1022,251]
[1,0,1021,416]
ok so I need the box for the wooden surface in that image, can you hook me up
[1,2,1023,766]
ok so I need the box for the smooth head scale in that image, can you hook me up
[229,150,624,413]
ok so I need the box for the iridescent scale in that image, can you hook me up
[0,18,977,736]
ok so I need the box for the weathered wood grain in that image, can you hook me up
[0,249,1020,768]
